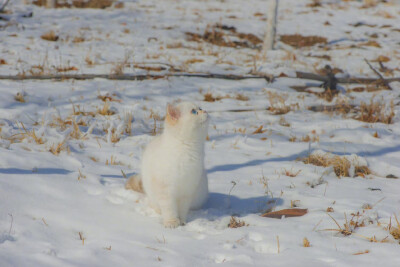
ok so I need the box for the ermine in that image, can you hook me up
[126,102,209,228]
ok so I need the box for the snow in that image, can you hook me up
[1,0,400,266]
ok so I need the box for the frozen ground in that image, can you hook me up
[1,0,400,266]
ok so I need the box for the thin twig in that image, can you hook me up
[8,213,13,235]
[0,0,11,13]
[326,213,342,230]
[372,197,385,209]
[276,235,280,254]
[364,58,392,90]
[42,217,48,226]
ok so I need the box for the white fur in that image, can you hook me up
[140,102,209,228]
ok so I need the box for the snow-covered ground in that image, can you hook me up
[1,0,400,266]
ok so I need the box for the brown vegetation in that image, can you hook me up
[280,34,327,48]
[354,98,394,124]
[228,216,247,228]
[41,30,59,42]
[33,0,115,9]
[186,24,262,49]
[300,153,371,178]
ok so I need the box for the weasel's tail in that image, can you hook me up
[125,174,144,193]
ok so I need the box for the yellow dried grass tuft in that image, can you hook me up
[41,30,59,42]
[303,237,311,247]
[390,214,400,242]
[355,98,394,124]
[49,140,66,155]
[228,216,247,228]
[15,92,26,103]
[97,101,115,116]
[300,153,370,178]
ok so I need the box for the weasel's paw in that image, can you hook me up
[163,218,180,228]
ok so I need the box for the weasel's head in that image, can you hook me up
[164,102,209,141]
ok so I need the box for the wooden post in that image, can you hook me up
[46,0,56,8]
[263,0,278,56]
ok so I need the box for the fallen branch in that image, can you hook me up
[295,71,400,84]
[0,72,399,85]
[0,73,273,81]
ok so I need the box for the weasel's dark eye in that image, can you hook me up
[191,109,198,115]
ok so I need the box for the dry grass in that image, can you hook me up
[97,93,121,103]
[282,168,301,177]
[203,93,223,102]
[124,111,133,135]
[105,155,123,165]
[56,65,78,72]
[85,55,94,66]
[353,250,370,255]
[77,169,86,180]
[111,50,132,75]
[267,91,298,115]
[97,101,116,116]
[280,34,327,48]
[252,125,267,134]
[69,121,85,140]
[184,58,204,65]
[306,154,350,177]
[49,141,66,155]
[16,122,44,144]
[78,232,85,245]
[303,237,311,247]
[71,103,95,117]
[354,98,394,124]
[14,92,25,103]
[227,216,247,228]
[72,36,85,43]
[111,62,125,75]
[235,93,249,101]
[323,212,390,243]
[108,127,121,143]
[301,134,320,143]
[354,165,372,178]
[33,0,115,9]
[322,213,359,236]
[389,214,400,242]
[203,92,249,102]
[278,116,290,127]
[300,153,371,178]
[41,30,59,42]
[186,24,262,49]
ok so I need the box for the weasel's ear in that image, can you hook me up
[166,103,180,124]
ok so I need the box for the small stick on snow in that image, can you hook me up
[0,0,11,13]
[8,213,13,235]
[42,218,48,226]
[276,235,280,253]
[372,197,385,209]
[364,58,393,90]
[312,218,324,231]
